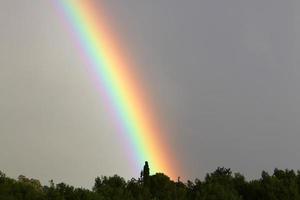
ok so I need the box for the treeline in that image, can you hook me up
[1,164,300,200]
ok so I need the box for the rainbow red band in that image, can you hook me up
[56,0,180,179]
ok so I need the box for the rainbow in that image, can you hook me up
[54,0,180,179]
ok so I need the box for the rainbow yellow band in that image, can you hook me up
[56,0,180,179]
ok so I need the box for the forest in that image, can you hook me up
[1,162,300,200]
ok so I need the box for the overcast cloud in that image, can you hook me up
[0,0,300,188]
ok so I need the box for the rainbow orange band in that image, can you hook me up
[55,0,181,179]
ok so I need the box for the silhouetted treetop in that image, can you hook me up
[1,164,300,200]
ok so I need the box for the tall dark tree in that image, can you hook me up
[142,161,150,185]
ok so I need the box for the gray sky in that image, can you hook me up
[1,0,300,188]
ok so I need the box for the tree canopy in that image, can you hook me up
[1,164,300,200]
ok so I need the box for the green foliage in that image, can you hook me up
[93,175,126,200]
[2,166,300,200]
[149,173,174,199]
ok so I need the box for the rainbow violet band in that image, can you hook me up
[55,0,180,179]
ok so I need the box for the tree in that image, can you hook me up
[141,161,150,185]
[200,167,242,200]
[149,173,175,200]
[93,175,126,200]
[3,166,300,200]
